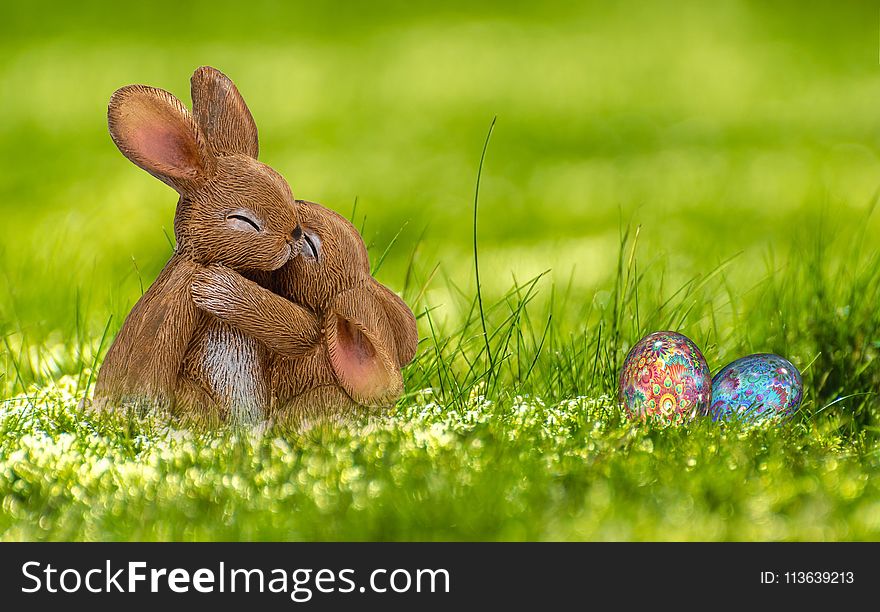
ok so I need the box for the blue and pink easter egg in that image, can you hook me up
[618,331,712,424]
[710,353,803,424]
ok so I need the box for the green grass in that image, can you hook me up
[2,0,880,540]
[2,381,878,541]
[3,214,879,540]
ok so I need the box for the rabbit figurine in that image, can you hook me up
[94,67,319,426]
[190,199,418,426]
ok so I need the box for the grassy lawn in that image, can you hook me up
[2,1,880,540]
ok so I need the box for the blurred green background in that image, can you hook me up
[3,0,880,543]
[3,0,879,345]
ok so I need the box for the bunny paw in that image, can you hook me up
[190,265,242,308]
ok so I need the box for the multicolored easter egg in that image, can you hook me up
[618,331,712,423]
[710,353,803,424]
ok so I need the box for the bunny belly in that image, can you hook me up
[270,345,337,402]
[268,346,360,422]
[179,317,270,426]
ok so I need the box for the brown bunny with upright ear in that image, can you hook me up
[191,199,418,425]
[94,67,319,425]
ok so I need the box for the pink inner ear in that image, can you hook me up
[130,125,197,176]
[330,317,390,402]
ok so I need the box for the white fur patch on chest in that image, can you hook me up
[200,324,266,426]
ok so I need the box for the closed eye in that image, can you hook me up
[302,231,321,261]
[226,213,261,232]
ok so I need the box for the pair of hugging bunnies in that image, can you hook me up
[93,67,418,428]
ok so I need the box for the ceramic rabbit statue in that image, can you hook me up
[94,67,319,426]
[190,199,418,426]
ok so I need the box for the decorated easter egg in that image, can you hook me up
[710,353,803,424]
[618,331,712,423]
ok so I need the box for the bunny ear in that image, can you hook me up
[371,280,418,366]
[108,84,214,194]
[326,286,404,407]
[190,66,259,158]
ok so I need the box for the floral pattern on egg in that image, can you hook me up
[618,331,711,424]
[710,353,803,424]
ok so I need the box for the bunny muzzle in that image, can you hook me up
[245,225,304,271]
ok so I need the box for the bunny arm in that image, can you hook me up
[95,254,201,408]
[190,265,321,357]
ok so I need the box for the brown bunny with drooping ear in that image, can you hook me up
[190,199,418,426]
[94,67,319,426]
